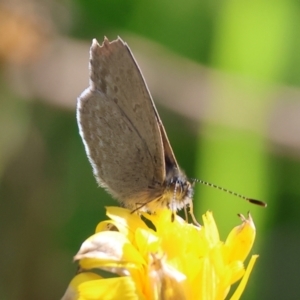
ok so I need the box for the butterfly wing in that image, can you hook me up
[77,37,171,208]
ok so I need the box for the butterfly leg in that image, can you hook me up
[188,201,201,227]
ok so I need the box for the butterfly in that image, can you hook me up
[77,37,266,225]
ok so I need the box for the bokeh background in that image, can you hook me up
[1,0,300,299]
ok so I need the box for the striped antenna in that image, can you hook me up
[192,179,267,207]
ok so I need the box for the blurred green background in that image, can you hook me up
[1,0,300,299]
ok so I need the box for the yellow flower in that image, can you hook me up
[61,207,258,300]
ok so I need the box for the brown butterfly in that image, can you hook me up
[77,37,266,225]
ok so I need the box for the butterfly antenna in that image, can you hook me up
[191,179,267,207]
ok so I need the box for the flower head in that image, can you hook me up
[62,207,258,300]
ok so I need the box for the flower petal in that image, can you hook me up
[78,277,143,300]
[230,255,259,300]
[225,213,256,262]
[202,212,220,247]
[74,231,145,272]
[61,272,102,300]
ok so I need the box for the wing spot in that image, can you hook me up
[133,103,140,112]
[101,68,108,77]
